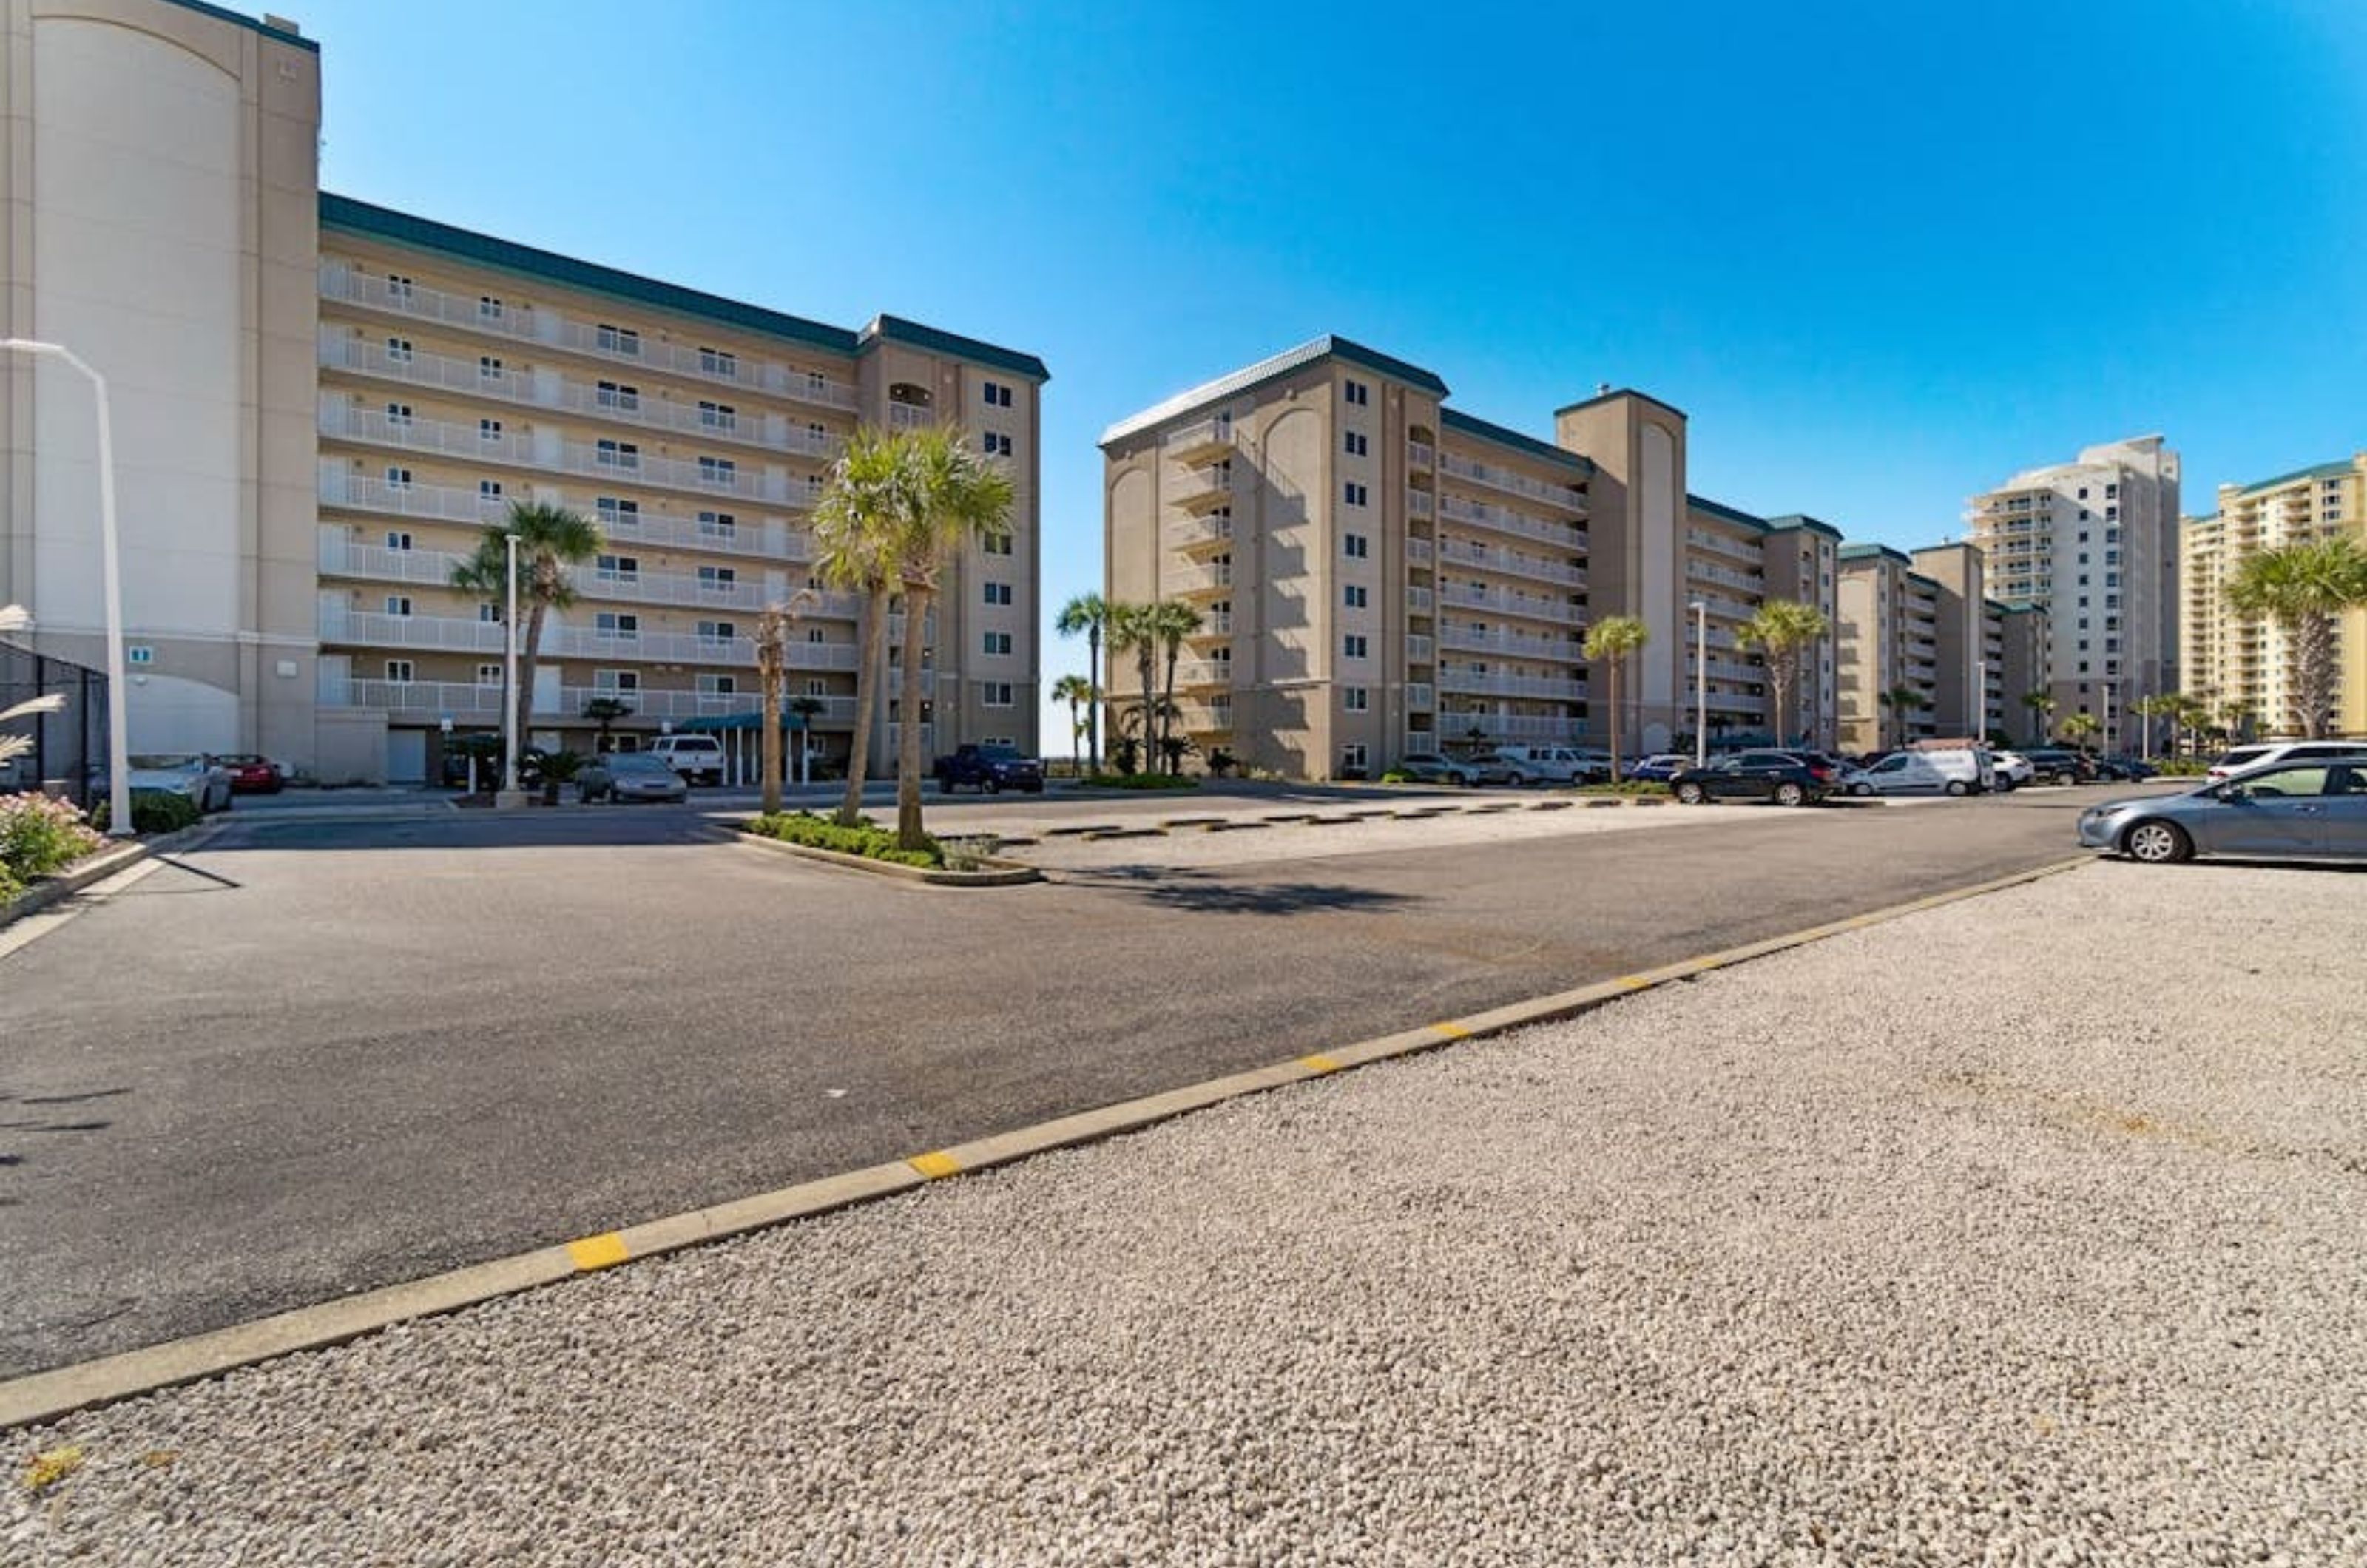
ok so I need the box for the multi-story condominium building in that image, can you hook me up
[1836,545,1942,753]
[1964,436,2181,751]
[2181,454,2367,738]
[1908,542,1988,738]
[3,0,1044,784]
[1676,500,1844,751]
[1988,600,2049,743]
[1101,342,1842,778]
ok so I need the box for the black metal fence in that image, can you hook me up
[0,641,109,808]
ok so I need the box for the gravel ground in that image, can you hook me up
[9,859,2365,1566]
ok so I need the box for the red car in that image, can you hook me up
[217,754,286,794]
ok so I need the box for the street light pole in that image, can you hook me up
[3,338,132,835]
[1975,658,1988,746]
[1688,600,1708,766]
[502,531,521,795]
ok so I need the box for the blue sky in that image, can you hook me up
[288,0,2367,746]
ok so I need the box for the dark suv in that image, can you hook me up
[2022,748,2097,785]
[1669,749,1834,807]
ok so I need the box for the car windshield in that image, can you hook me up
[2215,747,2269,769]
[607,754,672,773]
[130,754,199,769]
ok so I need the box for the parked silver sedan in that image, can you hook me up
[2077,754,2367,864]
[577,751,690,804]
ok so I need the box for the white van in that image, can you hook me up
[649,734,726,786]
[1844,746,1991,797]
[1492,746,1612,784]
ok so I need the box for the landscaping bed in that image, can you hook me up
[740,812,1039,886]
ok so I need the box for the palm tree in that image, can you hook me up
[2020,690,2056,748]
[2226,535,2367,740]
[813,425,913,827]
[1106,601,1159,775]
[2059,711,2101,752]
[2127,694,2172,760]
[887,425,1016,851]
[1736,599,1830,749]
[450,501,604,765]
[2220,697,2260,744]
[1148,599,1206,774]
[754,590,819,815]
[1055,593,1111,773]
[1050,673,1094,776]
[2172,693,2215,756]
[1581,615,1650,783]
[1879,685,1926,750]
[581,695,633,754]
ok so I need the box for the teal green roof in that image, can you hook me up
[1102,334,1449,445]
[1764,512,1846,541]
[322,195,1047,380]
[1688,494,1768,533]
[1839,542,1912,567]
[163,0,316,50]
[1556,386,1688,420]
[1905,571,1942,592]
[2226,457,2359,496]
[1440,408,1590,473]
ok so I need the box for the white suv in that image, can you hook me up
[2207,740,2367,782]
[649,734,726,786]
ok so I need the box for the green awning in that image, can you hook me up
[677,712,808,732]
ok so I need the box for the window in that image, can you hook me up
[479,418,503,442]
[1344,634,1369,659]
[1344,430,1368,457]
[479,356,504,382]
[981,431,1013,457]
[2077,487,2088,501]
[385,401,413,426]
[698,456,737,487]
[596,554,640,580]
[1344,533,1369,559]
[1344,481,1369,507]
[982,533,1013,555]
[1344,686,1370,712]
[478,604,502,624]
[384,595,413,617]
[385,337,414,364]
[594,612,639,637]
[698,347,737,378]
[385,465,413,489]
[806,370,831,399]
[597,379,640,411]
[696,620,737,641]
[596,496,639,524]
[983,681,1014,706]
[804,677,826,694]
[479,480,503,500]
[385,658,414,682]
[1343,379,1370,406]
[698,400,736,432]
[1345,584,1368,609]
[697,565,737,591]
[982,380,1013,408]
[698,510,737,540]
[983,631,1013,656]
[386,274,415,303]
[476,663,502,686]
[596,439,638,470]
[984,581,1013,606]
[695,674,737,696]
[1343,743,1368,772]
[594,669,641,692]
[479,295,504,322]
[596,323,641,356]
[382,530,413,551]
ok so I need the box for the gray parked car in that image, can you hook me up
[2076,753,2367,864]
[1396,752,1479,785]
[578,751,691,804]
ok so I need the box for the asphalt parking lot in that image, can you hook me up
[3,783,2107,1377]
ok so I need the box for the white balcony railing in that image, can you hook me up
[1407,440,1435,470]
[1169,562,1232,595]
[1439,538,1587,587]
[1406,634,1434,663]
[1438,490,1587,552]
[1162,415,1235,459]
[1165,515,1234,550]
[1684,527,1765,565]
[1434,712,1581,743]
[1437,623,1582,660]
[1172,658,1232,689]
[1438,670,1589,701]
[321,474,510,525]
[342,679,506,717]
[326,610,504,654]
[322,405,540,466]
[1437,449,1587,514]
[1407,488,1435,520]
[318,533,473,587]
[887,402,935,430]
[1405,683,1434,709]
[1437,581,1584,625]
[1408,537,1434,566]
[1684,558,1763,593]
[556,441,798,504]
[320,269,541,341]
[581,567,771,612]
[595,507,803,561]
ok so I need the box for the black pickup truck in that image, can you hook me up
[932,743,1045,794]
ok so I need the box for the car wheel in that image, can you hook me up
[1675,782,1706,805]
[986,777,1002,794]
[1849,781,1873,797]
[1945,780,1969,797]
[1775,781,1806,808]
[2123,820,2192,864]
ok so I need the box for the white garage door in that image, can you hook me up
[385,728,428,785]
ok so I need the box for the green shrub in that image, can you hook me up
[90,789,203,835]
[1079,772,1199,791]
[1572,780,1669,796]
[1,792,106,882]
[1378,770,1412,783]
[2154,758,2209,777]
[746,811,942,868]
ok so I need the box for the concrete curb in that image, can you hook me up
[0,817,224,933]
[0,853,2092,1430]
[732,827,1041,886]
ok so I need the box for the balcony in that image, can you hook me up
[1407,586,1434,615]
[1437,581,1584,626]
[1692,592,1755,622]
[1438,623,1578,660]
[1684,527,1764,566]
[594,506,804,561]
[1166,514,1234,552]
[1173,658,1232,692]
[1689,655,1763,684]
[579,567,771,612]
[1438,491,1587,552]
[1178,700,1234,732]
[1169,562,1233,598]
[1406,634,1434,663]
[321,474,510,526]
[1162,415,1235,464]
[1170,463,1235,513]
[1438,670,1589,701]
[1684,558,1763,593]
[319,532,472,587]
[1408,537,1434,567]
[1435,713,1581,743]
[321,405,540,467]
[325,609,503,655]
[1407,488,1435,520]
[1439,538,1587,588]
[1407,440,1435,470]
[1189,612,1232,641]
[1406,683,1434,710]
[340,679,505,719]
[1437,450,1587,515]
[556,441,798,505]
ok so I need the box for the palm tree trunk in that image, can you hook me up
[2296,615,2333,739]
[838,587,891,826]
[516,598,548,772]
[1068,699,1081,774]
[760,665,783,817]
[895,586,931,851]
[1158,643,1183,774]
[1087,629,1102,772]
[1607,660,1622,785]
[1136,646,1156,772]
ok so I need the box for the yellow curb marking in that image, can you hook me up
[1431,1021,1473,1040]
[565,1233,629,1271]
[1614,974,1654,991]
[1298,1054,1343,1074]
[908,1150,963,1180]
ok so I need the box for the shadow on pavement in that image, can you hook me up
[1061,863,1421,916]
